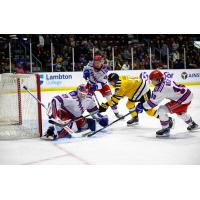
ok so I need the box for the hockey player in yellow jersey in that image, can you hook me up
[98,73,157,125]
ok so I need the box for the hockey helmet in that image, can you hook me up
[94,55,103,62]
[77,84,88,99]
[149,70,164,81]
[93,55,103,70]
[108,73,119,84]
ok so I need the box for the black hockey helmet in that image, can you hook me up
[108,73,119,83]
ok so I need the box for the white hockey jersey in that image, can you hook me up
[53,90,98,118]
[143,79,193,110]
[83,62,109,89]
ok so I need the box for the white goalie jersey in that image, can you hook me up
[50,90,98,119]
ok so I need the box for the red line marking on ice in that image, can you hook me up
[22,153,70,165]
[22,142,92,165]
[53,144,92,165]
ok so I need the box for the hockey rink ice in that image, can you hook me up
[0,86,200,165]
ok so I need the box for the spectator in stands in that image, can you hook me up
[115,60,122,70]
[56,54,63,64]
[121,61,130,70]
[172,39,179,51]
[161,43,168,63]
[1,34,200,72]
[15,59,25,73]
[16,65,25,73]
[173,50,180,63]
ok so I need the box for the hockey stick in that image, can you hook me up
[93,91,100,107]
[23,85,75,136]
[87,80,100,107]
[23,85,48,112]
[83,111,132,137]
[24,85,73,116]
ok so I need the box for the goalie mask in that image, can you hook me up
[77,84,88,99]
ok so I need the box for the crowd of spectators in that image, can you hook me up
[0,34,200,73]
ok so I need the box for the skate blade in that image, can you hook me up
[156,134,170,138]
[127,122,139,127]
[170,118,175,129]
[188,126,200,132]
[40,135,55,141]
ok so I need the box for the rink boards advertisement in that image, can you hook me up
[1,69,199,91]
[36,69,200,91]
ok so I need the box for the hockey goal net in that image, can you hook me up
[0,73,42,139]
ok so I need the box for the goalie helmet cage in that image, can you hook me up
[0,73,42,139]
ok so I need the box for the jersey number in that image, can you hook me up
[173,82,185,94]
[62,94,69,98]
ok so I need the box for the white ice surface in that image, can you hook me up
[0,86,200,164]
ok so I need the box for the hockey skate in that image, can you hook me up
[187,121,199,131]
[127,116,139,126]
[156,127,170,138]
[168,117,175,129]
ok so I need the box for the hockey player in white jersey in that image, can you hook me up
[44,84,109,140]
[136,70,199,137]
[83,54,122,118]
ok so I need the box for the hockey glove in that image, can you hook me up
[98,102,109,113]
[83,69,90,80]
[90,83,98,92]
[98,116,109,127]
[44,126,57,140]
[135,103,144,113]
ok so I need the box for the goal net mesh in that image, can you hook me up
[0,73,42,139]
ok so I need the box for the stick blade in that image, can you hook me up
[23,85,27,90]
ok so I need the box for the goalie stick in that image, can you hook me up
[48,114,92,128]
[23,85,48,112]
[48,118,71,127]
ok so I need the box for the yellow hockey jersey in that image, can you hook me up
[108,76,150,106]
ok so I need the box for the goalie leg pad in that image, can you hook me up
[76,117,87,128]
[57,128,72,138]
[86,118,96,131]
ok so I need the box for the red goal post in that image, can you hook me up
[0,73,42,139]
